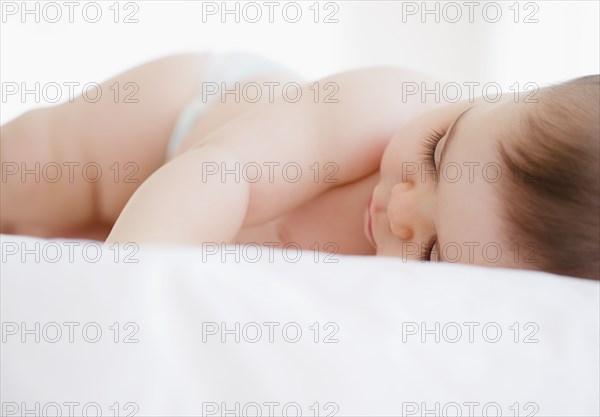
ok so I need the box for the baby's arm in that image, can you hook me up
[106,67,439,244]
[106,145,249,244]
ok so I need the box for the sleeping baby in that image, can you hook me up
[1,52,598,279]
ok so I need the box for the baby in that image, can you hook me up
[1,52,598,279]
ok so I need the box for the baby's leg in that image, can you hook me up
[1,53,212,238]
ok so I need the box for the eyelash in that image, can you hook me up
[419,128,444,261]
[421,128,445,166]
[421,236,437,262]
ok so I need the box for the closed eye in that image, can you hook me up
[419,128,444,261]
[421,128,444,167]
[421,235,437,261]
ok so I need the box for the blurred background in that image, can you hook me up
[1,0,599,124]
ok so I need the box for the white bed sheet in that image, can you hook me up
[1,234,599,416]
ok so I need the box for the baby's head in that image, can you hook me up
[374,75,599,279]
[497,75,599,279]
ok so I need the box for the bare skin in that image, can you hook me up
[1,53,523,267]
[2,54,215,239]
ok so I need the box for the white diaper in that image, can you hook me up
[166,52,299,160]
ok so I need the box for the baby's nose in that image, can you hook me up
[387,181,431,241]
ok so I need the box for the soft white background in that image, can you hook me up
[1,0,599,124]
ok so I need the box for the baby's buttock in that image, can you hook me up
[166,53,305,160]
[177,74,301,154]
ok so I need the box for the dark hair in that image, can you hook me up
[498,75,600,280]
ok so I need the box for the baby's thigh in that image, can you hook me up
[0,54,216,236]
[67,54,215,223]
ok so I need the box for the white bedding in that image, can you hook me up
[1,234,599,416]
